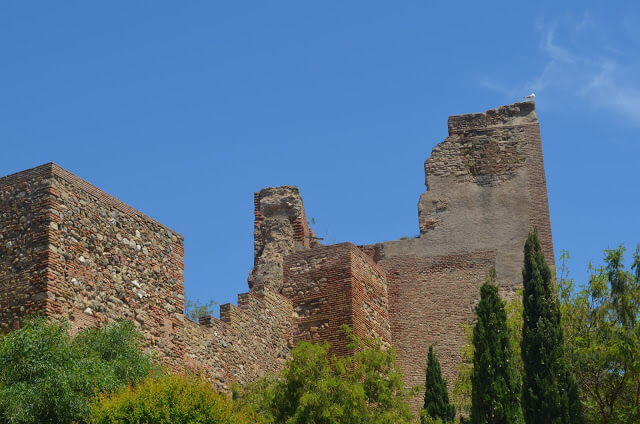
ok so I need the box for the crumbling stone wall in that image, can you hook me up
[249,186,319,294]
[378,102,553,293]
[0,101,555,415]
[180,289,293,390]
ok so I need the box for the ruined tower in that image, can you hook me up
[368,101,553,407]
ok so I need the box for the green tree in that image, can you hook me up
[423,346,455,423]
[559,246,640,423]
[236,326,416,424]
[521,230,582,424]
[454,288,523,422]
[90,374,257,424]
[0,318,155,424]
[470,269,523,424]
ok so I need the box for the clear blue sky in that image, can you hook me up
[1,2,638,310]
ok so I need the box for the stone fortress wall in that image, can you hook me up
[0,101,553,410]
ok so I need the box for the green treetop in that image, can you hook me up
[471,269,523,424]
[559,246,640,423]
[521,230,582,424]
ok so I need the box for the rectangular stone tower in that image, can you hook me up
[0,163,185,352]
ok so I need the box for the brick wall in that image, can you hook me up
[283,243,356,356]
[0,165,54,331]
[523,122,555,266]
[381,251,496,411]
[283,243,391,356]
[351,246,391,344]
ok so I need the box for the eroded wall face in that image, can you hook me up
[0,167,54,331]
[372,102,554,410]
[381,102,553,293]
[249,186,319,294]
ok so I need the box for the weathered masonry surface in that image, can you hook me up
[0,101,553,410]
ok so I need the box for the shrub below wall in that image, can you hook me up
[90,374,257,424]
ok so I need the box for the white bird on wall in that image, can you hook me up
[524,93,536,100]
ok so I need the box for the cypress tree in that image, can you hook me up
[521,230,583,424]
[471,268,523,424]
[423,345,456,423]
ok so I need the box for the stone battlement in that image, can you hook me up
[0,101,553,411]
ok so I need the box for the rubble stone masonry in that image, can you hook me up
[0,101,554,413]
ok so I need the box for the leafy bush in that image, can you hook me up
[236,326,416,424]
[0,318,154,424]
[419,410,445,424]
[90,374,256,424]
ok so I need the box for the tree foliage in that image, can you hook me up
[470,269,523,424]
[184,297,218,321]
[0,318,154,424]
[423,345,455,423]
[452,323,473,420]
[521,230,582,424]
[505,288,524,378]
[90,374,256,424]
[559,246,640,423]
[235,326,416,424]
[454,287,523,421]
